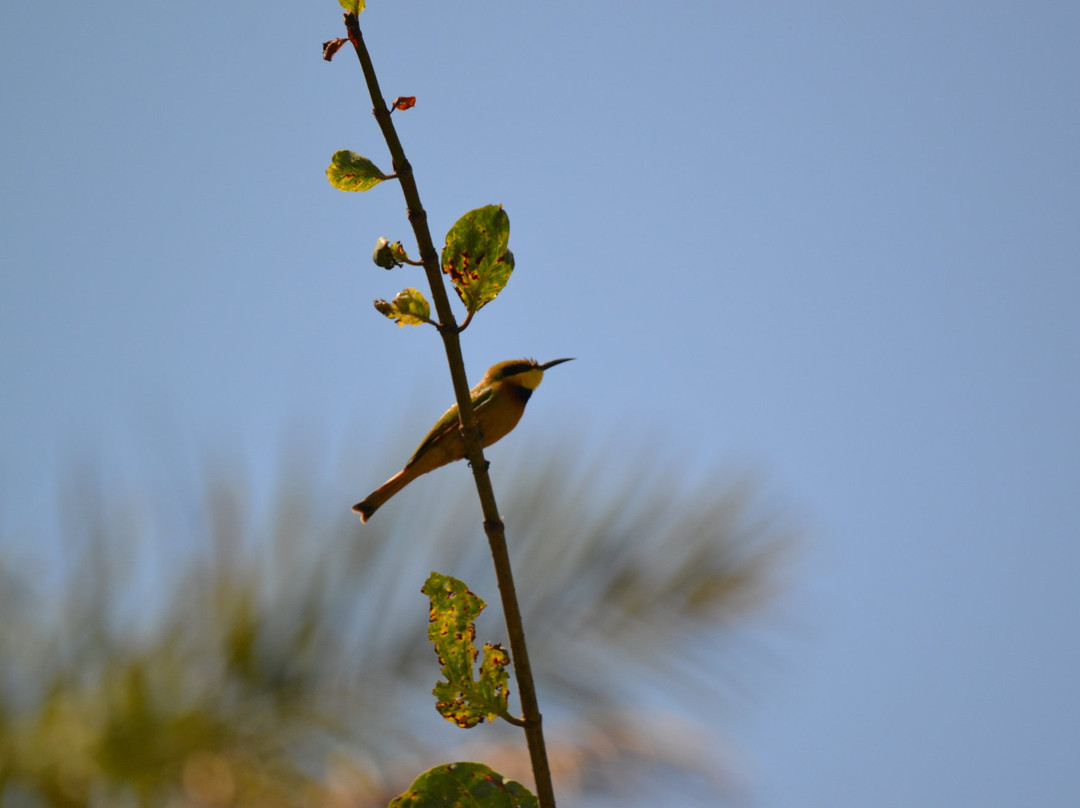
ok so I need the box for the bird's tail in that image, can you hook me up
[352,468,411,522]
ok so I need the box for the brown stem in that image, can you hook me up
[342,13,556,807]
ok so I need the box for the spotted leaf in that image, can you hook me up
[441,205,514,313]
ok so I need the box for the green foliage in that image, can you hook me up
[327,149,388,191]
[421,573,511,729]
[338,0,366,16]
[441,205,515,313]
[374,287,432,326]
[388,762,537,808]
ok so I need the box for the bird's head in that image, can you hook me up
[482,357,574,390]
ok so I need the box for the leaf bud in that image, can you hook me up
[372,237,400,269]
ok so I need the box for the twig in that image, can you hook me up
[342,13,557,807]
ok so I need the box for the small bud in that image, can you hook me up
[373,298,394,316]
[372,236,400,269]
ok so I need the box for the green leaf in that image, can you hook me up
[373,288,431,326]
[393,288,430,323]
[388,762,537,808]
[337,0,366,15]
[421,573,511,728]
[441,205,514,313]
[326,150,387,191]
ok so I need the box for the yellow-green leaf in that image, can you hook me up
[337,0,366,15]
[392,288,430,324]
[326,150,387,192]
[441,205,514,313]
[373,288,431,327]
[421,572,511,728]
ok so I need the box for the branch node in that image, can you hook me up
[468,456,491,473]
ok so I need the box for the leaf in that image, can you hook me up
[388,762,537,808]
[421,572,511,728]
[373,288,431,327]
[337,0,366,14]
[321,37,348,61]
[441,205,514,313]
[392,288,430,324]
[392,96,417,111]
[326,150,388,192]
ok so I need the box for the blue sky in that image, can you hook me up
[3,1,1079,805]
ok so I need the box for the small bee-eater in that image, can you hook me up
[353,357,574,522]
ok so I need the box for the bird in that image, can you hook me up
[353,357,574,521]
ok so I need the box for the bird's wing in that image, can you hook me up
[405,384,496,464]
[471,384,497,413]
[407,402,460,462]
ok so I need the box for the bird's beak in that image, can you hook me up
[540,357,575,371]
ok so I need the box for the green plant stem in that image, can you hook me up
[342,13,557,808]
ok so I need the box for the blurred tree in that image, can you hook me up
[0,437,793,807]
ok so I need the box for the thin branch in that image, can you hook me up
[342,13,556,807]
[499,711,531,729]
